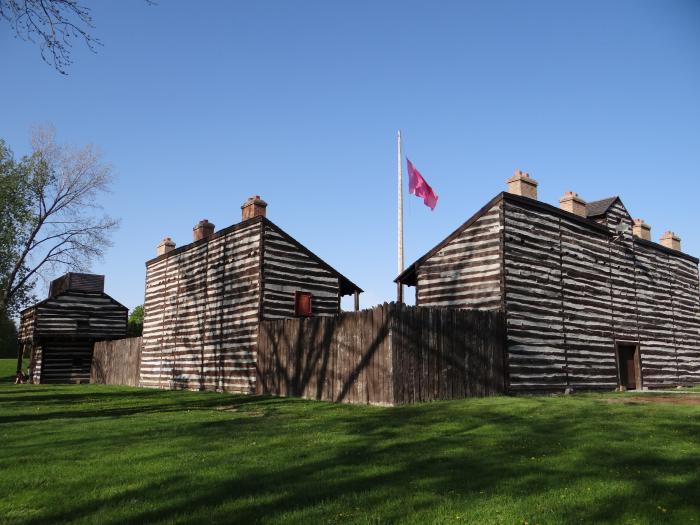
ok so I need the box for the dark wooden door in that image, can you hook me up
[618,344,638,390]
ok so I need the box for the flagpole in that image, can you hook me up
[397,130,404,303]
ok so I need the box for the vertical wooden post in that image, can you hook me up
[397,282,403,304]
[354,291,360,312]
[16,342,25,374]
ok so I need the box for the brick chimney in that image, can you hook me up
[156,237,176,256]
[507,170,538,200]
[241,195,267,221]
[660,231,681,251]
[559,191,587,218]
[632,219,651,241]
[193,219,215,241]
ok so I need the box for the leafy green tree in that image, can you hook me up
[0,127,118,372]
[0,139,35,317]
[0,311,18,358]
[127,305,144,337]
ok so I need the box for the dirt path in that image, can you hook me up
[602,394,700,406]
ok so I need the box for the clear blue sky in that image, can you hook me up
[2,0,700,311]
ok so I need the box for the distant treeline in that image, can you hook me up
[0,313,18,358]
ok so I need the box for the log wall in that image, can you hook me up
[671,256,700,383]
[141,217,348,394]
[38,340,94,384]
[634,243,700,386]
[503,197,700,391]
[141,220,262,393]
[262,223,341,319]
[256,304,506,405]
[18,291,127,385]
[503,202,569,390]
[18,309,35,342]
[28,343,42,384]
[91,337,143,386]
[416,202,503,310]
[18,292,127,342]
[49,273,104,297]
[560,216,615,388]
[605,202,639,355]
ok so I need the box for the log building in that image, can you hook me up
[140,196,362,393]
[396,172,700,392]
[18,273,128,384]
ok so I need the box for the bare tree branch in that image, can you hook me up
[0,0,155,74]
[0,0,98,74]
[0,124,119,317]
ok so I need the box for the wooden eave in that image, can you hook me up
[395,193,506,286]
[634,237,699,264]
[262,218,363,296]
[146,216,267,265]
[146,215,362,296]
[395,191,699,285]
[19,304,36,316]
[503,192,612,233]
[20,290,129,315]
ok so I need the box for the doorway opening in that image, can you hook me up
[616,343,641,390]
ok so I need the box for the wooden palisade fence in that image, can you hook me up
[91,337,143,387]
[256,303,506,405]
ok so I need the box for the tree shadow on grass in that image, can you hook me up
[0,388,295,425]
[11,396,700,525]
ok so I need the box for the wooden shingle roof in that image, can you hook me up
[586,196,619,218]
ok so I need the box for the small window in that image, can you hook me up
[76,319,89,330]
[294,291,312,317]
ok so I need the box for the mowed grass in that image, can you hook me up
[1,359,699,525]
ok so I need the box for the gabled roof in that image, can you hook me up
[586,196,620,218]
[395,193,506,286]
[396,192,699,286]
[21,290,128,315]
[263,218,362,296]
[147,215,362,296]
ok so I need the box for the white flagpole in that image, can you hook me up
[397,130,404,303]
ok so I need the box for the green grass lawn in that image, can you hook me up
[1,358,699,525]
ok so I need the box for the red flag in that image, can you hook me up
[407,158,438,210]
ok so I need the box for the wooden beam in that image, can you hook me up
[15,342,24,374]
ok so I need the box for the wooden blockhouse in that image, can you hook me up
[396,171,700,392]
[141,196,362,393]
[18,273,128,384]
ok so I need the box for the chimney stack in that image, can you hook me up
[507,170,538,200]
[559,191,587,218]
[632,219,651,241]
[241,195,268,221]
[193,219,215,241]
[156,237,176,256]
[660,231,681,251]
